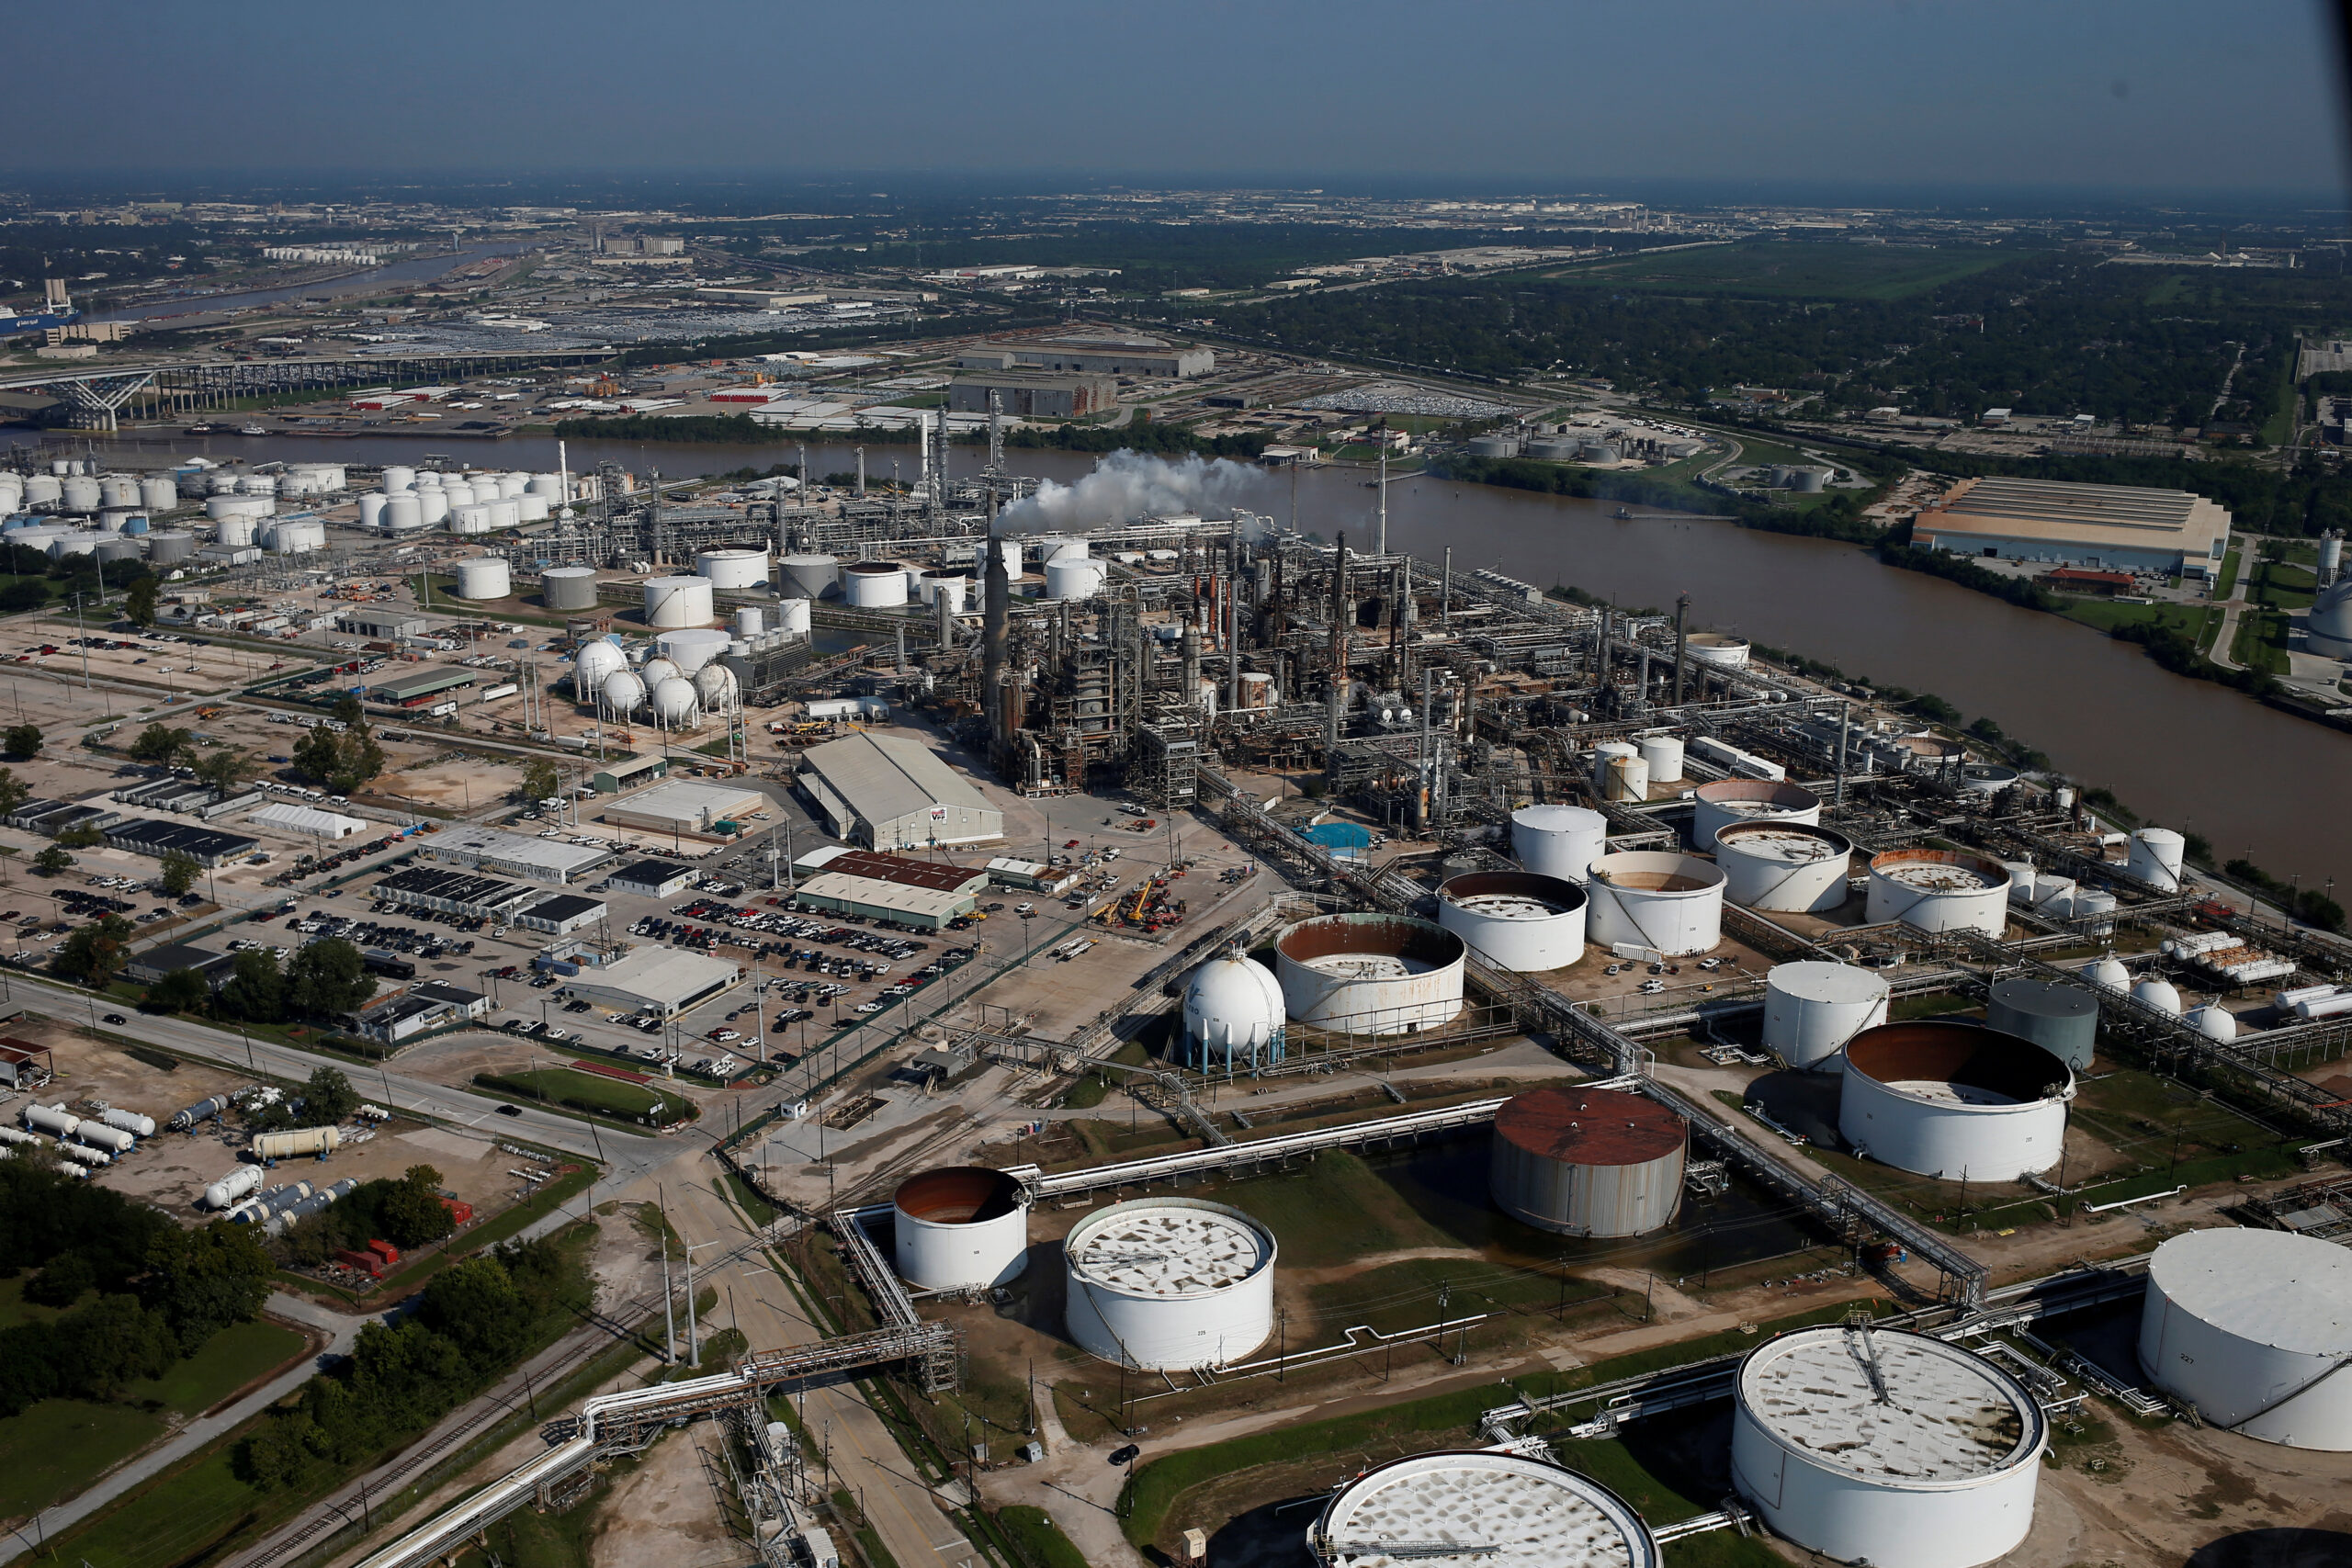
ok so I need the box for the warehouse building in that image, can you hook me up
[419,824,614,885]
[353,981,491,1044]
[965,339,1214,378]
[514,893,608,935]
[373,866,538,920]
[560,945,740,1017]
[601,779,768,839]
[336,611,428,640]
[125,942,237,988]
[591,754,669,793]
[946,370,1117,419]
[1912,476,2232,578]
[105,818,259,866]
[797,732,1002,850]
[250,801,370,840]
[605,858,699,898]
[790,850,989,931]
[369,667,478,709]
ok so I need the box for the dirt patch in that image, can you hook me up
[590,1421,745,1568]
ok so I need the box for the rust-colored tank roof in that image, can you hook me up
[1845,1021,2069,1101]
[1495,1085,1686,1166]
[894,1167,1023,1224]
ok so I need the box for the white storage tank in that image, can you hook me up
[781,553,839,599]
[1489,1085,1685,1237]
[454,558,512,600]
[2132,977,2183,1018]
[1866,849,2013,937]
[1511,804,1608,883]
[1683,631,1750,668]
[516,493,551,523]
[1436,871,1588,972]
[1064,1197,1274,1371]
[641,657,684,688]
[148,531,196,565]
[1181,949,1287,1072]
[250,1125,340,1161]
[841,561,909,608]
[1312,1450,1658,1568]
[2127,827,2187,892]
[449,503,493,535]
[1585,851,1724,956]
[572,638,626,694]
[694,662,738,710]
[1636,733,1684,784]
[1045,556,1108,600]
[2140,1227,2352,1450]
[601,669,646,718]
[139,476,179,513]
[100,1107,156,1139]
[1273,913,1466,1036]
[733,606,766,637]
[202,1165,265,1212]
[74,1122,135,1154]
[2186,1002,2238,1042]
[892,1167,1029,1292]
[1732,1324,2045,1568]
[650,677,698,726]
[696,547,771,590]
[1838,1021,2071,1180]
[23,1103,78,1138]
[381,465,416,493]
[774,598,812,638]
[541,565,602,611]
[656,627,731,674]
[1034,534,1089,564]
[644,575,717,627]
[1690,779,1821,852]
[267,519,326,554]
[1598,748,1649,802]
[485,498,521,531]
[1763,961,1890,1070]
[1713,821,1853,913]
[62,475,101,511]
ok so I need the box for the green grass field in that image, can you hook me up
[1549,242,2013,301]
[1212,1148,1453,1269]
[479,1066,668,1119]
[0,1400,166,1521]
[2054,598,2219,642]
[126,1319,310,1416]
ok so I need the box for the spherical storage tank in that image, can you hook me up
[1313,1450,1658,1568]
[780,553,839,600]
[541,565,601,611]
[454,558,512,601]
[1181,950,1286,1072]
[1690,779,1820,851]
[1064,1197,1274,1371]
[640,656,684,687]
[1436,871,1587,972]
[1838,1021,2071,1180]
[2127,827,2186,892]
[656,628,730,674]
[1764,961,1890,1070]
[1490,1085,1684,1238]
[693,662,738,710]
[1045,556,1107,600]
[1733,1325,2045,1568]
[1511,804,1607,883]
[1713,821,1852,913]
[650,677,697,725]
[643,575,716,627]
[842,561,908,608]
[1984,976,2099,1070]
[695,547,770,591]
[573,639,626,694]
[892,1168,1029,1292]
[601,670,646,718]
[1273,913,1465,1036]
[1866,849,2012,938]
[2140,1227,2352,1450]
[1585,851,1724,956]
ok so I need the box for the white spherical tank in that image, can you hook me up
[1436,871,1588,972]
[1690,779,1822,851]
[2187,1002,2238,1042]
[1838,1021,2072,1180]
[2127,827,2187,892]
[1314,1450,1659,1568]
[842,561,909,608]
[1713,821,1854,913]
[601,669,646,718]
[694,662,738,709]
[2140,1228,2352,1449]
[640,657,684,688]
[650,677,698,725]
[454,558,512,600]
[2132,977,2183,1017]
[1273,913,1466,1036]
[1182,951,1286,1071]
[1511,804,1608,883]
[1063,1198,1274,1371]
[1585,852,1724,956]
[1732,1325,2045,1568]
[1490,1085,1686,1238]
[644,576,716,627]
[656,628,731,674]
[1866,849,2013,937]
[2084,955,2132,991]
[1045,556,1108,600]
[573,639,626,694]
[774,598,812,637]
[780,553,838,599]
[541,565,601,611]
[695,547,771,590]
[892,1168,1029,1292]
[1764,961,1892,1070]
[1636,733,1685,784]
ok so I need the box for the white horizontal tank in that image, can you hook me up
[1436,870,1588,972]
[2140,1228,2352,1450]
[1712,821,1853,913]
[1763,961,1890,1070]
[1064,1197,1274,1371]
[1585,851,1724,956]
[1510,804,1608,883]
[1838,1021,2071,1180]
[892,1168,1029,1292]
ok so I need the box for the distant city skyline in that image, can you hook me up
[11,0,2346,198]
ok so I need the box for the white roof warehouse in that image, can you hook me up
[796,732,1002,852]
[559,945,740,1018]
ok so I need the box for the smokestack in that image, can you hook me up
[1672,592,1690,706]
[1182,625,1202,710]
[982,496,1009,736]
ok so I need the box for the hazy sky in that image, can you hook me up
[19,0,2346,197]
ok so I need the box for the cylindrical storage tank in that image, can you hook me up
[732,606,766,638]
[497,473,527,500]
[2127,827,2186,892]
[203,1165,264,1211]
[1763,961,1891,1070]
[1490,1085,1684,1237]
[57,1142,111,1168]
[1690,779,1821,851]
[1273,914,1466,1035]
[238,474,277,498]
[1865,849,2012,937]
[1733,1325,2045,1568]
[2072,888,2119,936]
[515,493,550,523]
[74,1122,135,1154]
[1045,557,1108,600]
[454,558,512,601]
[1034,535,1089,564]
[1789,467,1827,493]
[1984,976,2100,1070]
[656,628,731,674]
[443,482,476,507]
[140,476,179,512]
[384,494,424,533]
[1601,751,1649,802]
[695,548,771,590]
[50,534,96,560]
[1636,733,1684,784]
[100,1107,156,1139]
[1683,631,1750,668]
[485,498,521,530]
[1960,762,2019,795]
[693,662,738,710]
[643,576,716,627]
[449,503,492,535]
[1314,1450,1659,1568]
[1585,852,1724,956]
[121,515,150,536]
[92,537,139,567]
[601,669,645,717]
[1437,871,1588,972]
[931,577,968,615]
[268,519,326,554]
[1511,804,1608,883]
[1466,434,1523,458]
[1238,671,1275,709]
[22,474,60,507]
[1713,821,1853,913]
[1591,740,1636,786]
[2132,977,2183,1017]
[22,1102,76,1137]
[1838,1021,2071,1179]
[62,476,100,511]
[526,474,563,498]
[650,676,697,725]
[358,492,388,528]
[1182,951,1286,1071]
[250,1125,340,1161]
[206,499,260,529]
[541,566,601,611]
[416,489,450,525]
[99,476,138,509]
[2001,861,2038,904]
[381,465,416,493]
[773,598,811,638]
[1063,1197,1274,1370]
[842,562,909,608]
[572,639,626,695]
[2140,1228,2352,1450]
[892,1167,1029,1292]
[780,553,839,599]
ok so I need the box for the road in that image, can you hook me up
[2208,547,2254,671]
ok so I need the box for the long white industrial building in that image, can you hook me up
[795,731,1004,850]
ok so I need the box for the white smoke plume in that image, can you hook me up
[999,450,1265,533]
